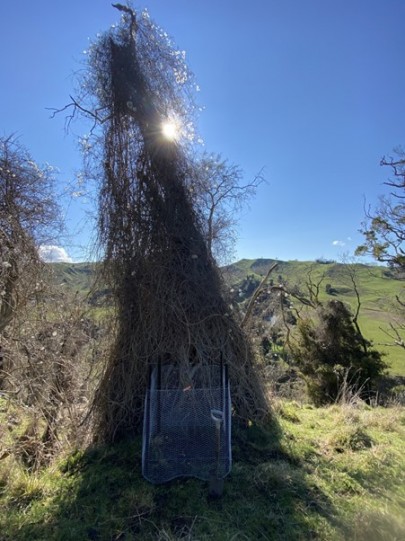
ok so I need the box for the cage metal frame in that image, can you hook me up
[142,359,231,483]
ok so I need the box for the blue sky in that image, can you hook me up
[1,0,404,263]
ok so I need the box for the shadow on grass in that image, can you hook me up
[7,415,341,541]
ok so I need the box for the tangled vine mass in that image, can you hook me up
[70,5,269,442]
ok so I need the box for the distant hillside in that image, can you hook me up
[224,258,404,314]
[50,258,405,376]
[49,262,98,294]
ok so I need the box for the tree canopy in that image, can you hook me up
[356,149,405,273]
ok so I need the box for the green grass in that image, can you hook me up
[1,399,404,540]
[49,262,99,296]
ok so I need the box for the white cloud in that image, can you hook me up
[332,240,346,247]
[38,245,73,263]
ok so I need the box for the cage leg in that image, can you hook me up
[209,409,224,498]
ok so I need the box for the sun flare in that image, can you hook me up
[161,119,180,141]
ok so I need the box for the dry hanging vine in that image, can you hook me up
[66,4,269,442]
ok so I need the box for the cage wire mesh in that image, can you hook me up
[142,363,232,483]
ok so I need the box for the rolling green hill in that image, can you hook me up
[50,258,405,376]
[49,262,99,295]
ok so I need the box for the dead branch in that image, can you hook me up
[241,263,278,328]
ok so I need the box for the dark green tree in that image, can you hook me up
[290,300,386,405]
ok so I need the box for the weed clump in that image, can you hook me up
[326,425,373,453]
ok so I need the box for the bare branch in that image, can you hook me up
[47,96,111,134]
[379,323,405,350]
[241,263,278,328]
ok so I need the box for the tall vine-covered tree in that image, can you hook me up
[66,5,269,442]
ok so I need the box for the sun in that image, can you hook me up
[161,119,180,141]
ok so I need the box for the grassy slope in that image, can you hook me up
[1,398,404,540]
[2,261,404,539]
[49,262,98,295]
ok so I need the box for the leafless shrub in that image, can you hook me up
[0,135,60,338]
[0,135,101,465]
[1,284,101,467]
[188,154,265,264]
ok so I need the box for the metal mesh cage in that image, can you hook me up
[142,364,232,483]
